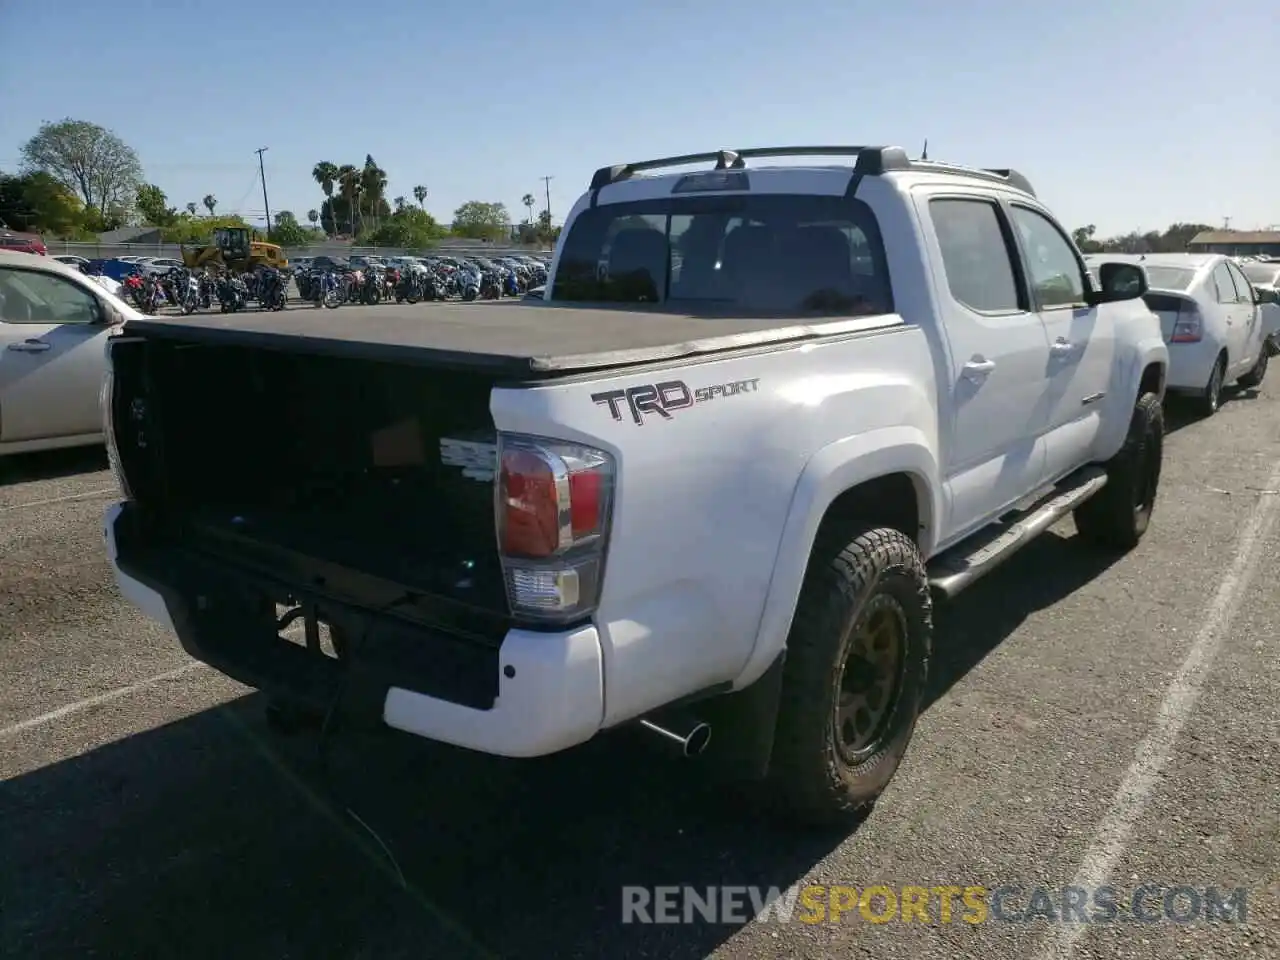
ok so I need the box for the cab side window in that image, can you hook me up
[1225,262,1253,304]
[1211,263,1237,304]
[0,268,102,325]
[1008,206,1087,309]
[929,198,1022,313]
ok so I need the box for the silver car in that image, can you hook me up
[0,251,139,456]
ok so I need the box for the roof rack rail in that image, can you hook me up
[588,145,912,190]
[587,146,1035,197]
[909,159,1036,196]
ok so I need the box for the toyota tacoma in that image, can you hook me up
[104,145,1168,824]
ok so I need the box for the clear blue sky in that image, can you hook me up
[1,0,1275,237]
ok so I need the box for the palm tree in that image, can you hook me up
[394,196,407,212]
[413,184,428,210]
[350,181,365,237]
[361,155,388,231]
[307,209,319,228]
[186,202,197,216]
[336,164,358,235]
[312,161,338,200]
[202,194,216,216]
[312,161,339,234]
[522,193,536,224]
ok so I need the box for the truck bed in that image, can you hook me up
[121,301,889,377]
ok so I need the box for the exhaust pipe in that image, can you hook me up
[638,712,712,758]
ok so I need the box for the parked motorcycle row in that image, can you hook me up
[118,266,289,315]
[292,255,550,309]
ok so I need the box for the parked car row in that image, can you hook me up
[1084,253,1280,414]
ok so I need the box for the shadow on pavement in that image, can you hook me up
[1163,386,1262,434]
[0,446,108,487]
[3,531,1122,960]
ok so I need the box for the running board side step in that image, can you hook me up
[927,466,1108,599]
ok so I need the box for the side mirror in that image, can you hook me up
[1088,262,1148,304]
[1254,287,1278,306]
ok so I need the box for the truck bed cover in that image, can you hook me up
[121,301,896,377]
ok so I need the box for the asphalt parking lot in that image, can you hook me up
[2,389,1278,960]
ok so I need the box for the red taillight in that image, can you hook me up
[1170,304,1203,343]
[569,469,602,538]
[500,447,561,558]
[496,435,615,622]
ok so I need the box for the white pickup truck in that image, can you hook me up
[104,146,1168,825]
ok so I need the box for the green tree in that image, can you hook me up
[535,209,560,245]
[413,184,428,210]
[20,119,143,215]
[312,161,338,202]
[361,156,388,226]
[160,213,251,244]
[363,207,446,250]
[1159,222,1214,252]
[135,183,178,226]
[185,202,197,216]
[202,194,217,216]
[0,171,92,236]
[307,208,319,227]
[1072,224,1103,253]
[269,210,315,247]
[336,164,359,233]
[522,193,536,223]
[451,201,510,241]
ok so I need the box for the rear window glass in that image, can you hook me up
[1241,263,1280,284]
[1142,266,1196,291]
[551,194,892,316]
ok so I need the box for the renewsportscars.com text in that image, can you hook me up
[621,884,1250,925]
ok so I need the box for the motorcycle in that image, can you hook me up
[217,275,249,313]
[458,266,481,301]
[257,268,288,311]
[171,268,201,315]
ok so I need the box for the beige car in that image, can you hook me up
[0,251,140,456]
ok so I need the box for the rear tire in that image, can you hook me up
[1073,391,1163,551]
[1237,350,1268,390]
[1197,355,1226,416]
[767,527,932,827]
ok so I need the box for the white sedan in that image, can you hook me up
[1085,253,1270,415]
[0,251,140,456]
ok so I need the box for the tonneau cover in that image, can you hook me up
[120,300,897,377]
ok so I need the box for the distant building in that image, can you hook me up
[1186,230,1280,257]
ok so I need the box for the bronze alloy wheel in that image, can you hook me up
[833,595,907,765]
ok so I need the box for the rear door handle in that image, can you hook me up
[6,339,51,353]
[961,358,996,381]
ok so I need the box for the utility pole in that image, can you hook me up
[540,175,554,226]
[255,147,273,238]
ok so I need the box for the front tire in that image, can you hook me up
[1073,391,1163,551]
[767,527,932,826]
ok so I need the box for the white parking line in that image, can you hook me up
[0,487,118,512]
[0,661,206,739]
[1034,459,1280,960]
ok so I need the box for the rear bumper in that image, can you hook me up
[104,502,606,757]
[1164,339,1219,392]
